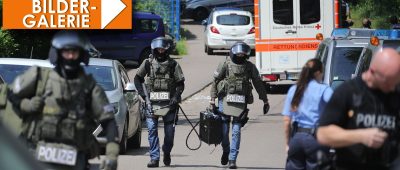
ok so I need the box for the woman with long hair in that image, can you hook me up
[282,59,333,170]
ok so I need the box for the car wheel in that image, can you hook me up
[194,7,208,21]
[128,122,142,149]
[139,48,151,64]
[206,46,214,55]
[119,120,128,154]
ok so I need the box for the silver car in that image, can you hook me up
[315,29,374,89]
[88,58,142,153]
[0,58,142,153]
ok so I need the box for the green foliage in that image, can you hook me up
[134,0,171,24]
[174,39,187,56]
[350,0,400,29]
[0,30,18,57]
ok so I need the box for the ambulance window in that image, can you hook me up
[300,0,320,24]
[273,0,293,25]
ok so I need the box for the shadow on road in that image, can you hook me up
[181,19,201,25]
[171,164,224,168]
[182,28,198,40]
[240,167,284,170]
[126,146,150,155]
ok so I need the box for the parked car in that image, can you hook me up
[315,28,375,89]
[184,0,254,21]
[0,58,142,153]
[203,7,255,55]
[88,58,142,153]
[0,76,4,84]
[355,29,400,77]
[89,12,166,64]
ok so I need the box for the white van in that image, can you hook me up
[254,0,343,82]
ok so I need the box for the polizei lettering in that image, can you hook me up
[356,113,396,130]
[37,145,77,165]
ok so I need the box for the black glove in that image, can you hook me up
[263,102,270,115]
[169,95,180,110]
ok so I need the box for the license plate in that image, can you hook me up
[225,40,238,45]
[288,73,299,80]
[150,92,170,101]
[226,94,246,104]
[280,73,287,80]
[36,142,77,166]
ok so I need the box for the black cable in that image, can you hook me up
[178,105,202,151]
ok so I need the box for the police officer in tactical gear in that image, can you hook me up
[210,42,269,169]
[8,31,119,170]
[134,37,185,168]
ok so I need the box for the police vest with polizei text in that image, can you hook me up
[146,58,176,92]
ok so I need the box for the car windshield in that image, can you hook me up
[217,14,250,26]
[383,40,400,51]
[0,65,31,84]
[330,47,363,83]
[84,65,117,91]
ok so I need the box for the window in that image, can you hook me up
[138,19,158,33]
[273,0,293,25]
[84,66,117,91]
[315,44,326,60]
[330,47,363,82]
[0,65,30,84]
[359,49,373,76]
[216,15,250,26]
[383,40,400,50]
[300,0,320,24]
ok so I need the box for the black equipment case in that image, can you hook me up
[199,110,222,145]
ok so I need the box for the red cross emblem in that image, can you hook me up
[315,24,322,30]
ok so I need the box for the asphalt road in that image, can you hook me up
[91,86,288,170]
[98,20,290,170]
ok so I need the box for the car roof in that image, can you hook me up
[0,58,52,67]
[212,7,243,12]
[87,58,116,67]
[334,38,371,48]
[213,9,251,16]
[133,12,162,20]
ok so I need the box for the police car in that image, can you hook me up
[315,29,375,89]
[354,29,400,77]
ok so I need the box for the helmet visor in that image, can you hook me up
[231,44,251,56]
[151,39,170,50]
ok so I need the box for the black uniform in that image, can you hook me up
[319,77,400,170]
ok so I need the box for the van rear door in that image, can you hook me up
[268,0,298,76]
[295,0,325,78]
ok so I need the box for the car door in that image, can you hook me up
[118,64,139,137]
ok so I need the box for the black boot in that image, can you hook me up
[221,152,229,165]
[228,160,237,169]
[163,153,171,166]
[147,160,159,168]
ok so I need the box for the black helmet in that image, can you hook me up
[230,42,251,64]
[151,37,170,51]
[49,31,90,66]
[231,42,251,56]
[151,37,170,62]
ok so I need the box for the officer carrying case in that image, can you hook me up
[199,110,222,145]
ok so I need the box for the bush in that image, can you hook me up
[174,39,188,56]
[0,30,18,57]
[350,0,400,29]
